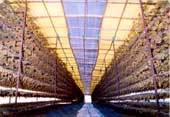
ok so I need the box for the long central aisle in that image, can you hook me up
[77,104,104,117]
[45,103,132,117]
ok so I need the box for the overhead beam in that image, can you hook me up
[9,1,156,5]
[30,15,139,20]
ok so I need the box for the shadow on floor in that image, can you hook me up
[46,103,84,117]
[93,104,134,117]
[14,103,83,117]
[46,103,133,117]
[16,103,134,117]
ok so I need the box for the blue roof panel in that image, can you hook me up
[87,2,106,15]
[63,2,85,15]
[63,0,107,94]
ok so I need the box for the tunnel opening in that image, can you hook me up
[0,0,169,117]
[84,95,92,103]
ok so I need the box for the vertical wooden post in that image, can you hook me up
[139,0,160,115]
[15,0,27,104]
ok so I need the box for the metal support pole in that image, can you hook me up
[55,37,58,99]
[113,41,120,96]
[99,0,128,74]
[15,0,27,103]
[53,55,57,99]
[104,59,106,72]
[54,67,57,98]
[139,0,160,115]
[83,0,87,94]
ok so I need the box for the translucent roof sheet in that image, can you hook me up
[9,0,158,94]
[62,0,107,94]
[91,0,157,93]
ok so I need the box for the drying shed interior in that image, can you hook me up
[0,0,169,116]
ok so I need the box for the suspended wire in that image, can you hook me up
[90,0,108,93]
[60,0,84,91]
[99,0,129,72]
[83,0,87,93]
[41,0,77,77]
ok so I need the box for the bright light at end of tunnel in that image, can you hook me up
[84,95,92,103]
